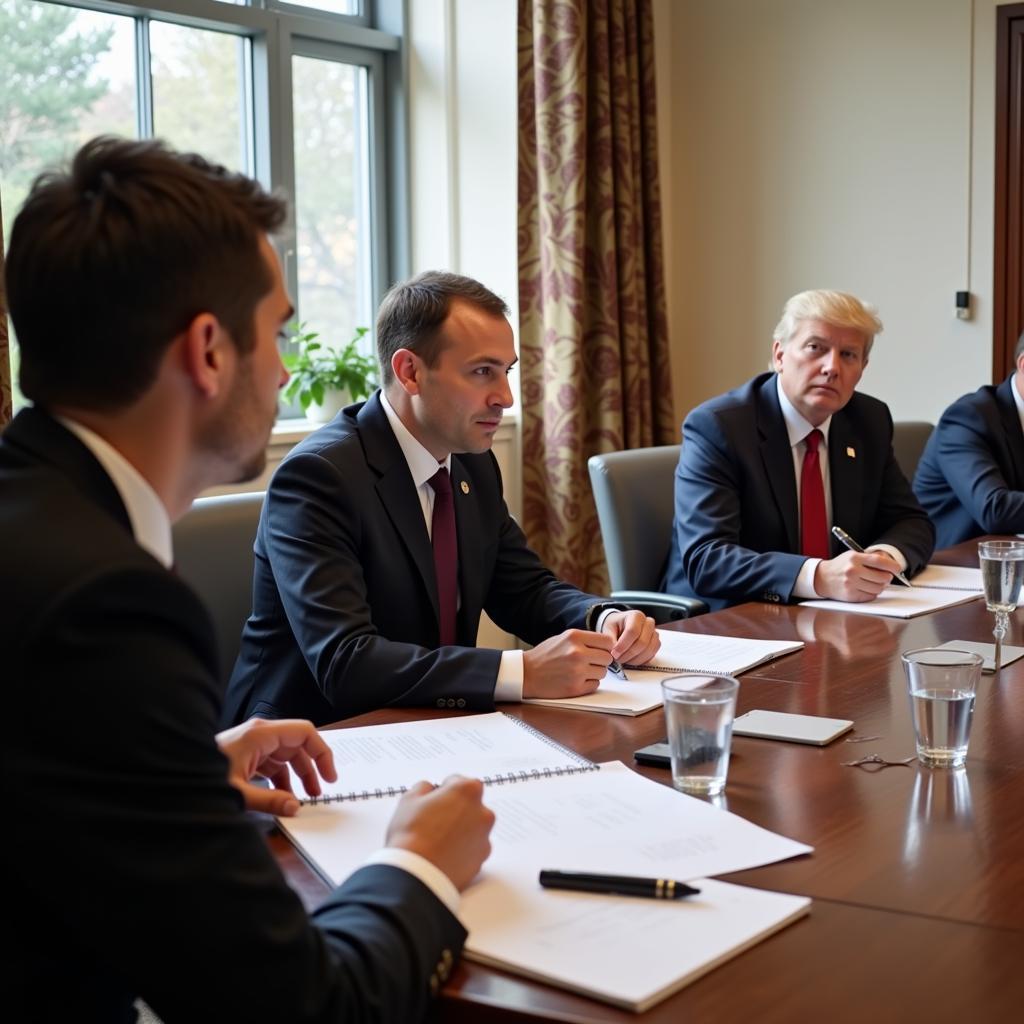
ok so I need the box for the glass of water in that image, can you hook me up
[901,648,983,768]
[978,540,1024,673]
[661,675,739,796]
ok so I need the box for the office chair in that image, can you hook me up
[587,446,707,621]
[171,491,264,682]
[892,421,934,482]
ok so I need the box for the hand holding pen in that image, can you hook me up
[810,526,911,602]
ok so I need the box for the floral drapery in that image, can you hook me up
[1,200,11,431]
[518,0,674,593]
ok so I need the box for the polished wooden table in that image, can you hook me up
[274,540,1024,1021]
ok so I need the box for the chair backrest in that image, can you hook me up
[171,491,264,682]
[892,421,934,482]
[587,445,681,592]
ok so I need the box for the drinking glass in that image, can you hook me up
[661,675,739,796]
[978,540,1024,673]
[901,648,983,768]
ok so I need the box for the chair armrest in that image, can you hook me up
[610,590,708,622]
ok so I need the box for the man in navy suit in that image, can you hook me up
[914,331,1024,547]
[664,290,934,611]
[225,271,659,727]
[3,136,494,1022]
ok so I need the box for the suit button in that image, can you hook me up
[456,698,466,709]
[437,959,450,981]
[436,698,446,708]
[429,973,440,996]
[441,949,453,968]
[446,698,456,708]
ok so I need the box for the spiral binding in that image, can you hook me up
[301,713,598,806]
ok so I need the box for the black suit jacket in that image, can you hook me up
[663,373,935,611]
[2,407,465,1023]
[913,375,1024,547]
[225,392,599,726]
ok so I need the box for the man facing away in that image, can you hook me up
[663,289,934,612]
[224,271,659,727]
[914,330,1024,547]
[2,136,494,1023]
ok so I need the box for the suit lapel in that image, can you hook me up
[996,377,1024,488]
[826,410,864,553]
[357,395,440,623]
[756,381,799,552]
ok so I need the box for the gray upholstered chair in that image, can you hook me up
[587,446,707,621]
[892,421,934,482]
[171,491,264,682]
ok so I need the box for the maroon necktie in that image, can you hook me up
[800,429,829,559]
[428,467,458,646]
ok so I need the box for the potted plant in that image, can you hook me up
[281,322,378,423]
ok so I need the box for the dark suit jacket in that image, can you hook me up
[913,375,1024,547]
[2,407,465,1024]
[663,372,935,611]
[224,392,599,726]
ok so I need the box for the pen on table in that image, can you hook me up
[539,870,701,900]
[831,526,912,587]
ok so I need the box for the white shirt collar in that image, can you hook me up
[55,415,174,569]
[1012,373,1024,436]
[379,390,451,485]
[775,374,832,449]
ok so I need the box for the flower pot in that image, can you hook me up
[306,388,351,424]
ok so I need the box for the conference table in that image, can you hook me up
[272,539,1024,1021]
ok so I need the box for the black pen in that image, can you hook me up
[831,526,912,587]
[539,870,701,900]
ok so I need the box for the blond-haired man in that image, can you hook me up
[664,290,934,611]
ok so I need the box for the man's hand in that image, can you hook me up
[601,610,659,666]
[216,718,337,817]
[813,549,902,602]
[522,629,614,699]
[385,776,495,891]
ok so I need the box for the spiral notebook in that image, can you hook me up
[295,712,597,805]
[526,629,804,717]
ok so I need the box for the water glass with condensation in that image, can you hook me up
[901,648,983,768]
[661,675,739,796]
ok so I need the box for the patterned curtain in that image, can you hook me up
[518,0,674,593]
[0,199,11,431]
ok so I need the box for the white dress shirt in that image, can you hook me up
[58,413,462,916]
[1012,372,1024,434]
[774,378,906,598]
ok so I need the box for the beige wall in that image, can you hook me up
[654,0,1002,428]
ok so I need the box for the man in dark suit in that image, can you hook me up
[914,331,1024,547]
[3,136,494,1023]
[664,290,934,612]
[225,272,659,727]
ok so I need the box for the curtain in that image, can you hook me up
[1,199,11,431]
[518,0,674,593]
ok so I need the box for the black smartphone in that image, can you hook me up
[633,740,671,768]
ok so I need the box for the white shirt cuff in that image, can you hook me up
[364,847,461,917]
[794,557,823,598]
[866,543,908,572]
[493,648,524,702]
[594,608,617,633]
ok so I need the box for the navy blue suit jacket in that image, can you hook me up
[913,375,1024,547]
[663,373,935,611]
[2,407,465,1023]
[224,392,599,726]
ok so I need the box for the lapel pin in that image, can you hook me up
[460,480,470,494]
[846,447,856,459]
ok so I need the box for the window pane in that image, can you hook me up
[291,54,372,357]
[1,0,135,416]
[280,1,358,16]
[150,21,251,173]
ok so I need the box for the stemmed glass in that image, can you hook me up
[977,540,1024,673]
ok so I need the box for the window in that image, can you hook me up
[0,0,405,417]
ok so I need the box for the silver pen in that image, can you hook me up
[831,526,912,587]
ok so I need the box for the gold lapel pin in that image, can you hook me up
[846,447,856,458]
[460,480,470,494]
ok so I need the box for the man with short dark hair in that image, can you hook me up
[664,289,934,611]
[914,331,1024,546]
[224,270,659,726]
[3,137,494,1023]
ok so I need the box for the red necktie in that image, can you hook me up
[428,468,458,646]
[800,429,829,559]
